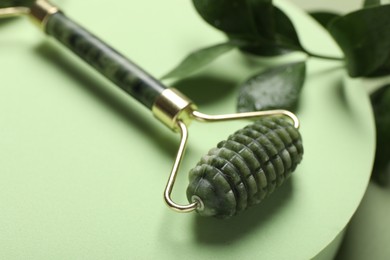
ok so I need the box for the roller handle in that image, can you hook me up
[45,12,166,109]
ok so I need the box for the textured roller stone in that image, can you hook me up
[187,116,303,218]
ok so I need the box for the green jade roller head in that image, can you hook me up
[0,0,303,218]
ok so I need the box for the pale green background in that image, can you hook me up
[0,0,375,259]
[289,0,390,259]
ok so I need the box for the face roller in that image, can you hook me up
[0,0,303,218]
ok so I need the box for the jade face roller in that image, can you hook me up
[0,0,303,218]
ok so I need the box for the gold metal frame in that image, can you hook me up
[0,0,59,30]
[152,88,300,213]
[0,7,29,18]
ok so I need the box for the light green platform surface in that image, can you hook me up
[336,182,390,260]
[0,0,375,259]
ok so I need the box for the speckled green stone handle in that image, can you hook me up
[187,116,303,218]
[45,12,166,109]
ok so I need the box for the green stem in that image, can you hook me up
[303,49,344,61]
[273,42,344,61]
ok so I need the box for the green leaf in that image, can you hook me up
[237,62,306,112]
[247,0,275,40]
[234,7,303,56]
[192,0,302,56]
[162,42,237,79]
[309,11,340,29]
[273,7,302,50]
[370,84,390,185]
[191,0,267,38]
[328,5,390,77]
[363,0,381,7]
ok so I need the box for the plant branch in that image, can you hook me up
[303,49,344,61]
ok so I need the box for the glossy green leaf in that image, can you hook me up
[192,0,302,56]
[237,62,306,112]
[370,84,390,185]
[328,5,390,77]
[235,7,303,56]
[273,7,302,50]
[309,11,340,29]
[162,42,238,79]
